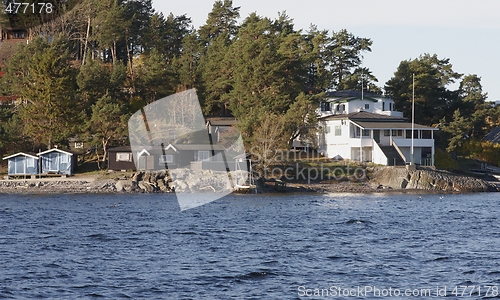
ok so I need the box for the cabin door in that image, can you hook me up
[138,155,146,170]
[138,155,154,170]
[373,130,381,143]
[48,153,59,171]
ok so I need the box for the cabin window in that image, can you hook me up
[334,126,341,136]
[364,104,370,110]
[61,154,70,164]
[382,102,385,111]
[160,155,174,163]
[116,153,132,162]
[197,151,210,162]
[384,130,390,136]
[325,126,331,134]
[27,158,35,168]
[362,129,370,137]
[389,103,393,111]
[341,104,346,111]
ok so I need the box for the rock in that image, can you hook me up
[138,181,155,193]
[115,180,136,192]
[370,167,497,192]
[157,179,170,192]
[172,180,188,192]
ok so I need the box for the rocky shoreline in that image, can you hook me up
[0,167,498,195]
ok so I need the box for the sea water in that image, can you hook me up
[1,192,500,299]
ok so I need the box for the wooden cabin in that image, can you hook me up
[107,144,229,172]
[38,148,77,175]
[3,152,39,177]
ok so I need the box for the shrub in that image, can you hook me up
[435,148,458,170]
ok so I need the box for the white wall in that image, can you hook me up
[324,119,351,159]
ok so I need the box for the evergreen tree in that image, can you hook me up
[199,0,240,44]
[327,29,372,88]
[3,36,80,149]
[338,67,381,94]
[88,92,128,168]
[385,54,462,125]
[173,32,203,91]
[457,74,490,138]
[440,109,471,153]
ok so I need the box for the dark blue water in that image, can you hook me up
[1,192,500,299]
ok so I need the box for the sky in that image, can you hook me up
[152,0,500,101]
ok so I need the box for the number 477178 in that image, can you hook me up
[4,2,53,14]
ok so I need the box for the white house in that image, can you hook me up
[317,90,438,166]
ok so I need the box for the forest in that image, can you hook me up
[1,0,500,168]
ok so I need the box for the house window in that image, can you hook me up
[320,102,331,111]
[160,155,174,163]
[197,151,210,161]
[341,104,346,111]
[391,129,403,137]
[382,102,385,111]
[389,103,393,111]
[422,130,431,139]
[364,104,370,110]
[325,126,331,134]
[334,126,341,136]
[362,129,370,137]
[116,153,132,162]
[384,130,390,136]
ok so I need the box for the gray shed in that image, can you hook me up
[2,152,39,176]
[38,148,76,175]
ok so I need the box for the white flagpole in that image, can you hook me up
[411,73,415,165]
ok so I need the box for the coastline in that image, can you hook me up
[1,170,498,195]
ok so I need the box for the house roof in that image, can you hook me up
[206,117,238,126]
[108,146,133,152]
[320,111,407,122]
[175,144,225,151]
[108,144,226,152]
[2,152,39,160]
[484,127,500,143]
[37,148,75,156]
[325,90,383,103]
[353,121,438,130]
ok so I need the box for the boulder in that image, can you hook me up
[115,180,136,192]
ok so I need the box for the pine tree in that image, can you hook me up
[88,92,128,168]
[4,36,80,149]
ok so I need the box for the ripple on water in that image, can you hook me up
[1,193,500,298]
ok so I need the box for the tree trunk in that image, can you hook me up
[102,137,111,169]
[112,40,117,65]
[125,28,134,79]
[82,16,91,66]
[96,149,101,170]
